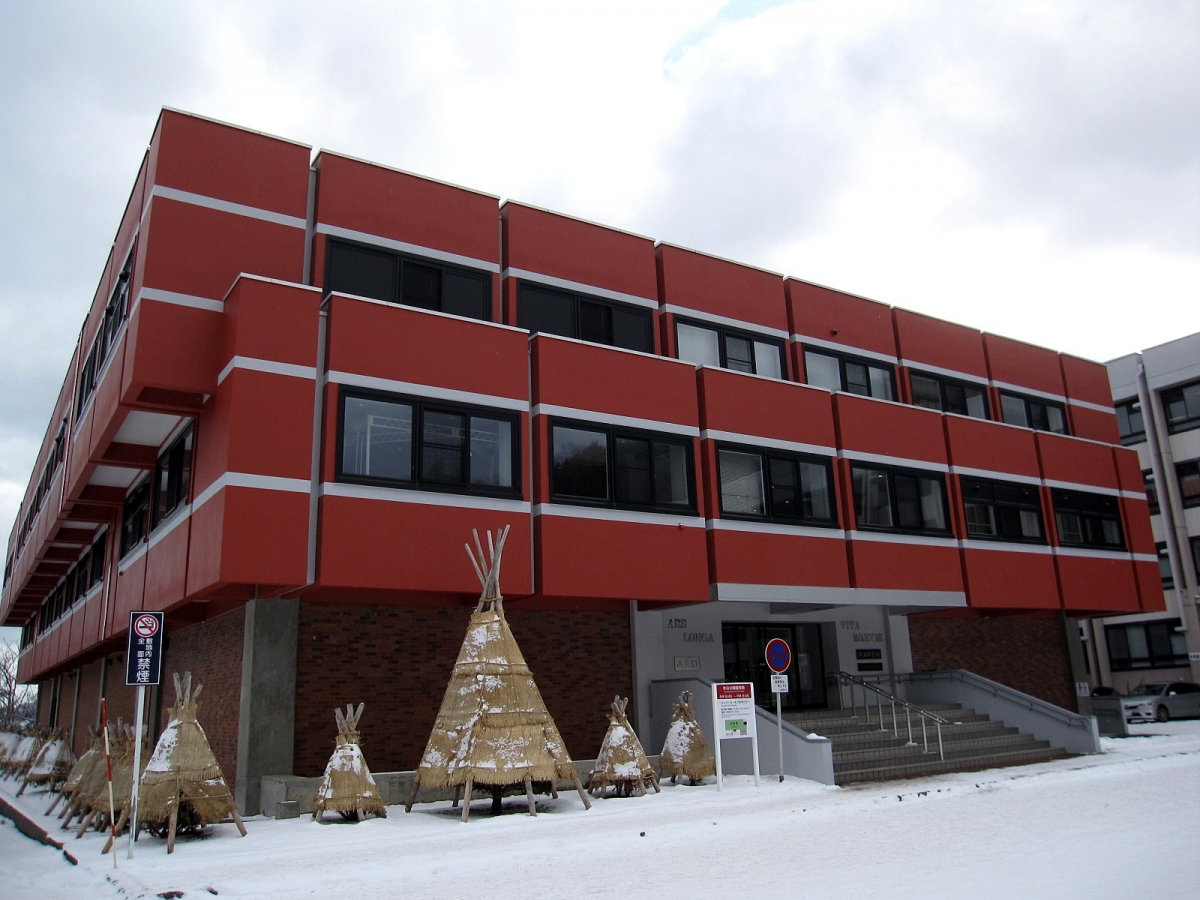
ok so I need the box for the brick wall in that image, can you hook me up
[908,614,1075,710]
[158,606,245,787]
[293,602,632,777]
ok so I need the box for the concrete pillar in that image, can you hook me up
[235,597,299,816]
[1062,614,1092,715]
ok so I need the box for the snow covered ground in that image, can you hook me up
[3,722,1199,900]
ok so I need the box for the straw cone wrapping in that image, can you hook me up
[313,703,387,820]
[71,725,120,813]
[137,673,237,826]
[0,731,19,767]
[5,733,46,778]
[658,691,716,784]
[589,697,658,797]
[107,726,148,813]
[25,733,76,785]
[59,731,104,799]
[413,607,578,789]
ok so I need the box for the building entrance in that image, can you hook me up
[722,623,826,711]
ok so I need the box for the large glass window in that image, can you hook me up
[1162,380,1200,435]
[1105,618,1189,671]
[152,425,193,529]
[999,390,1068,434]
[717,446,836,525]
[961,477,1045,543]
[325,239,491,321]
[1177,460,1200,508]
[910,371,989,419]
[1115,399,1145,445]
[850,465,949,535]
[120,478,151,558]
[675,320,784,379]
[1052,489,1124,550]
[518,282,652,353]
[550,422,693,513]
[804,349,895,401]
[338,390,518,496]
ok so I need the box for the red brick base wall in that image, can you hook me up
[293,603,633,777]
[908,614,1075,710]
[159,606,245,787]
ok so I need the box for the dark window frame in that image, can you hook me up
[1115,399,1145,445]
[1177,460,1200,509]
[517,280,653,353]
[908,369,991,420]
[1051,488,1126,550]
[850,463,952,537]
[76,251,133,419]
[548,418,696,515]
[1156,542,1174,589]
[119,476,152,559]
[1162,379,1200,435]
[335,387,522,500]
[802,347,896,401]
[674,316,786,379]
[324,237,494,322]
[998,389,1069,435]
[151,425,194,530]
[959,475,1047,544]
[714,442,839,528]
[1105,618,1189,671]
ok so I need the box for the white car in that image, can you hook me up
[1122,682,1200,723]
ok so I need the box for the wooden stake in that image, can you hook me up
[46,792,63,815]
[101,808,129,854]
[231,806,247,837]
[524,778,536,817]
[452,784,462,808]
[166,804,178,854]
[76,809,96,838]
[404,777,420,813]
[572,776,592,810]
[460,777,473,823]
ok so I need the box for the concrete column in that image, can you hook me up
[1062,614,1092,715]
[235,597,299,816]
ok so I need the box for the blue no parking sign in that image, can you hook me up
[765,637,791,674]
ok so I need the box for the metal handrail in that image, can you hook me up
[831,671,950,760]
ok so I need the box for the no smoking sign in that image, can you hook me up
[125,610,165,687]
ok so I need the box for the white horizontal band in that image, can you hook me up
[321,482,530,514]
[148,503,192,549]
[117,540,148,573]
[960,539,1052,555]
[330,371,528,412]
[664,305,789,341]
[193,471,311,512]
[504,267,657,310]
[712,582,967,608]
[1053,546,1137,561]
[992,380,1067,405]
[950,465,1042,486]
[532,503,703,528]
[138,286,224,313]
[152,184,306,230]
[1042,479,1119,497]
[848,530,959,548]
[1068,397,1116,414]
[840,449,949,473]
[701,430,836,457]
[318,223,500,274]
[793,334,898,365]
[218,356,317,386]
[901,359,990,387]
[1131,552,1159,563]
[706,518,846,539]
[534,404,699,437]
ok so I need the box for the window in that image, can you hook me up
[960,477,1045,543]
[675,320,784,379]
[804,349,895,400]
[1105,619,1189,671]
[152,426,193,529]
[325,239,491,321]
[1192,537,1200,580]
[76,253,132,418]
[518,282,652,353]
[1051,489,1124,550]
[90,531,106,587]
[1177,460,1200,509]
[549,422,693,513]
[338,390,518,496]
[120,478,152,558]
[1156,543,1174,589]
[999,390,1068,434]
[1116,399,1145,445]
[1143,470,1159,515]
[910,371,989,419]
[850,464,949,535]
[716,446,836,525]
[1162,380,1200,434]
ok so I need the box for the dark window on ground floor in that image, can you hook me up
[1106,619,1189,671]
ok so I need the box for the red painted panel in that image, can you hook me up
[1069,406,1120,444]
[848,540,965,593]
[140,197,305,301]
[65,606,83,659]
[786,279,897,358]
[225,370,314,481]
[657,244,788,332]
[122,298,222,400]
[185,490,226,597]
[532,334,699,429]
[893,308,988,379]
[983,333,1065,397]
[317,152,499,267]
[504,203,656,301]
[1036,433,1119,490]
[1134,560,1167,613]
[111,154,148,281]
[944,416,1041,479]
[87,341,127,459]
[961,549,1060,610]
[220,487,309,590]
[1060,354,1115,408]
[536,515,708,602]
[1056,555,1140,613]
[222,277,321,371]
[144,518,190,614]
[82,590,104,654]
[698,367,836,448]
[17,649,32,684]
[326,296,529,404]
[834,393,949,466]
[153,109,311,218]
[708,530,850,589]
[319,495,531,595]
[108,552,147,640]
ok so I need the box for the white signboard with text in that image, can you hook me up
[711,682,761,789]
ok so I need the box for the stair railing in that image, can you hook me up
[831,671,949,761]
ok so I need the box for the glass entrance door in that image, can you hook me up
[721,622,826,711]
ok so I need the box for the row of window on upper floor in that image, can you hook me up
[1143,461,1200,516]
[323,238,1075,437]
[23,529,108,648]
[1116,380,1200,446]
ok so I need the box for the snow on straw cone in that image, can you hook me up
[5,731,46,779]
[24,730,76,789]
[313,703,387,822]
[60,729,104,800]
[658,691,716,785]
[589,696,659,798]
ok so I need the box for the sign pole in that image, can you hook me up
[775,690,784,783]
[764,638,792,785]
[711,682,724,791]
[127,684,145,859]
[124,609,164,860]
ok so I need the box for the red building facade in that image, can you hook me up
[2,111,1160,810]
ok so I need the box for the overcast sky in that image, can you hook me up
[1,0,1198,563]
